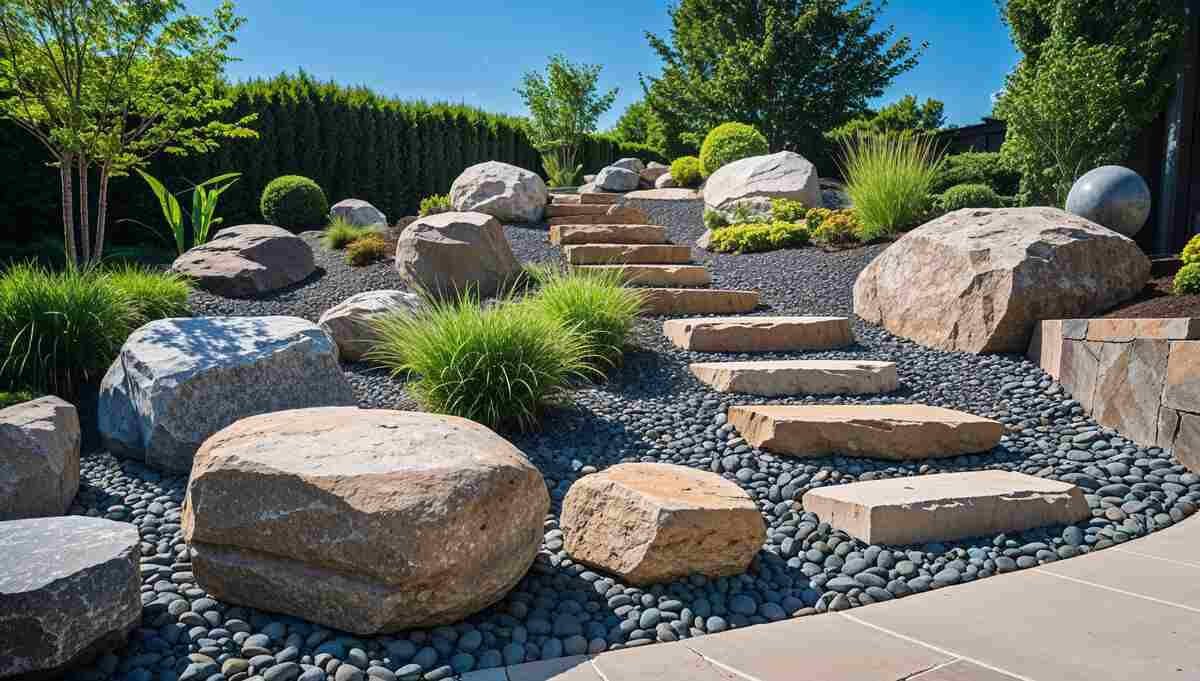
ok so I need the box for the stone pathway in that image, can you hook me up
[463,513,1200,680]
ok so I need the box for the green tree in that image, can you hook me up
[610,99,666,154]
[0,0,256,266]
[516,55,618,183]
[995,0,1183,205]
[826,94,945,140]
[642,0,923,166]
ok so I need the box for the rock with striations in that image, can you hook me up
[654,172,678,189]
[0,396,80,520]
[394,211,522,300]
[595,166,641,193]
[853,207,1151,353]
[182,407,549,635]
[610,158,645,174]
[330,199,388,228]
[318,290,422,362]
[561,463,765,585]
[703,151,821,213]
[450,161,548,224]
[171,224,316,298]
[0,516,141,678]
[98,316,355,473]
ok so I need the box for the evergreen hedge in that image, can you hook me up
[0,73,647,246]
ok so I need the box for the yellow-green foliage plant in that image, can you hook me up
[345,234,389,266]
[419,194,452,217]
[809,209,864,247]
[669,155,703,188]
[1176,262,1200,295]
[839,131,945,241]
[322,218,374,250]
[709,222,810,254]
[1182,234,1200,265]
[770,198,809,223]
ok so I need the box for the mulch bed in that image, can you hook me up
[1101,272,1200,319]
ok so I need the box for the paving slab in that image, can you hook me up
[639,289,759,316]
[459,670,508,681]
[591,642,742,681]
[663,316,853,352]
[507,656,601,681]
[909,660,1025,681]
[549,224,668,245]
[546,204,610,217]
[572,264,711,287]
[1108,516,1200,565]
[563,244,692,265]
[848,567,1200,681]
[624,188,701,201]
[579,192,622,205]
[1039,544,1200,610]
[690,360,897,396]
[801,471,1089,545]
[548,208,646,226]
[728,404,1004,460]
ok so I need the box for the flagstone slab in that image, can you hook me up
[550,224,668,245]
[546,204,610,218]
[573,264,711,287]
[801,471,1090,545]
[639,289,759,316]
[690,360,898,396]
[564,244,692,265]
[663,317,853,352]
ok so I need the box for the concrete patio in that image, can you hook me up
[464,514,1200,681]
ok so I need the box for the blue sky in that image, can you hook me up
[194,1,1019,129]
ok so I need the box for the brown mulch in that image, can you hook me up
[1101,271,1200,319]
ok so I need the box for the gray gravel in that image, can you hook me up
[65,199,1199,681]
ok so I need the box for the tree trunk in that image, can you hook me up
[60,153,77,267]
[78,156,91,267]
[92,165,111,263]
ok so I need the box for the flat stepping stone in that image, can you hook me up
[564,243,692,265]
[690,360,898,396]
[578,192,622,205]
[549,224,668,245]
[802,471,1090,545]
[545,203,610,217]
[663,316,854,352]
[727,404,1004,460]
[0,516,142,678]
[573,264,712,287]
[640,288,759,316]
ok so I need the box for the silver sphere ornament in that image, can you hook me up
[1065,165,1151,237]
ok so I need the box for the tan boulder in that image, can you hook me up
[182,408,549,634]
[0,396,80,520]
[690,360,897,396]
[728,404,1004,460]
[802,471,1090,545]
[561,463,764,585]
[171,225,316,298]
[853,208,1151,353]
[395,211,522,300]
[703,151,821,213]
[317,290,422,362]
[662,316,854,352]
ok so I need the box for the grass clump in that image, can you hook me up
[104,265,191,323]
[709,222,810,254]
[419,194,452,217]
[839,131,945,239]
[322,218,374,250]
[525,266,642,369]
[669,156,703,188]
[1175,262,1200,295]
[345,234,389,266]
[369,292,595,431]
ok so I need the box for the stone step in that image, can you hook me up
[640,289,760,316]
[548,207,647,226]
[550,194,581,205]
[802,471,1090,545]
[579,192,623,205]
[564,244,693,265]
[546,204,611,218]
[663,316,854,352]
[690,360,898,396]
[550,224,669,246]
[727,404,1004,460]
[572,264,712,287]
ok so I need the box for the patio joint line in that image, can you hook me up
[838,613,1041,681]
[899,658,966,680]
[1112,546,1200,570]
[587,657,613,681]
[679,641,771,681]
[1033,568,1200,614]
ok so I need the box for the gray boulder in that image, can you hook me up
[1065,165,1151,237]
[318,290,423,362]
[611,158,645,174]
[595,166,640,192]
[641,162,670,187]
[703,151,821,213]
[0,516,141,677]
[395,212,522,301]
[450,161,548,223]
[330,199,388,227]
[171,225,316,298]
[0,396,80,520]
[98,316,355,472]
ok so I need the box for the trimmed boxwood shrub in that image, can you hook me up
[261,175,329,230]
[669,156,703,188]
[937,183,1003,212]
[699,123,769,177]
[1176,262,1200,294]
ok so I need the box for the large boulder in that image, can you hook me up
[595,166,640,192]
[853,208,1151,353]
[182,408,549,635]
[450,161,548,223]
[171,225,316,298]
[98,316,355,472]
[330,198,388,227]
[0,397,80,520]
[395,211,522,300]
[655,172,678,189]
[318,290,422,362]
[0,517,141,678]
[640,162,670,188]
[611,158,645,173]
[561,463,765,585]
[703,151,821,213]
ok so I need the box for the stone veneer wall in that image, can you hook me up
[1028,318,1199,472]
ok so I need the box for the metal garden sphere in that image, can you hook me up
[1065,165,1151,237]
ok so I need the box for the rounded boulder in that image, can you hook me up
[318,290,422,362]
[394,211,522,300]
[703,151,821,213]
[182,408,550,635]
[594,166,640,192]
[171,224,316,298]
[450,161,547,223]
[1066,165,1151,237]
[330,199,388,228]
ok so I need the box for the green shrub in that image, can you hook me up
[771,198,809,223]
[322,218,373,250]
[1182,234,1200,265]
[526,267,641,368]
[806,208,864,247]
[419,194,453,217]
[345,234,389,266]
[261,175,328,230]
[703,209,730,231]
[937,183,1003,213]
[369,293,594,430]
[1176,262,1200,295]
[669,155,703,188]
[931,152,1021,196]
[104,265,191,323]
[709,221,810,253]
[699,123,769,177]
[0,390,34,409]
[839,131,944,238]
